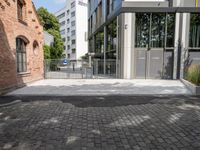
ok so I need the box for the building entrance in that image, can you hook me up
[135,13,175,79]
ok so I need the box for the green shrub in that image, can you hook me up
[186,65,200,86]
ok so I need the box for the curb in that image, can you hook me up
[0,100,22,108]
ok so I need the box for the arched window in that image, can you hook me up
[33,40,39,56]
[16,37,27,73]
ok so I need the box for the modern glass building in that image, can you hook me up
[88,0,200,79]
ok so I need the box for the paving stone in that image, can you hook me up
[0,100,200,149]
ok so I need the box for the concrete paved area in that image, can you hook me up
[7,79,191,96]
[0,96,200,150]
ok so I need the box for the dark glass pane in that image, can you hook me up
[107,19,117,52]
[16,38,27,72]
[135,13,150,48]
[95,31,104,54]
[89,39,94,53]
[166,14,175,47]
[113,0,121,10]
[151,13,165,48]
[94,31,104,74]
[106,19,117,76]
[189,13,200,48]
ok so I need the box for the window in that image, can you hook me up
[60,29,65,35]
[106,19,117,76]
[135,13,175,48]
[62,38,66,42]
[107,20,117,52]
[67,10,70,15]
[17,0,24,21]
[16,38,27,73]
[71,11,75,17]
[72,40,76,45]
[67,19,70,24]
[71,30,76,36]
[33,41,39,56]
[94,31,104,74]
[78,1,87,7]
[67,36,70,41]
[57,13,65,20]
[60,21,65,26]
[189,13,200,48]
[107,0,121,15]
[71,21,75,26]
[71,1,75,8]
[72,49,76,53]
[67,54,70,59]
[68,45,70,50]
[67,28,70,33]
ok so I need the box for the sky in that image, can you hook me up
[32,0,66,13]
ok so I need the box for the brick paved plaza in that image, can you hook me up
[0,96,200,150]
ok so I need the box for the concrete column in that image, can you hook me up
[119,14,124,78]
[180,13,190,79]
[131,13,136,79]
[122,13,134,79]
[173,13,180,79]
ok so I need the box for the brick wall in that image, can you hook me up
[0,0,44,93]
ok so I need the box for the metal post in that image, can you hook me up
[89,55,92,68]
[104,26,107,75]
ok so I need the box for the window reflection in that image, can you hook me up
[166,14,175,48]
[94,31,104,75]
[151,13,165,48]
[135,13,175,48]
[190,13,200,48]
[135,13,150,48]
[106,19,117,76]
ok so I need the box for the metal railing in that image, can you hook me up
[44,59,118,79]
[44,59,92,79]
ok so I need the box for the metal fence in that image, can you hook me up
[44,59,93,79]
[44,59,118,79]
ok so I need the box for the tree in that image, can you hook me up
[37,7,64,59]
[43,45,51,59]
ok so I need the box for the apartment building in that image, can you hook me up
[88,0,200,79]
[55,0,88,61]
[0,0,44,93]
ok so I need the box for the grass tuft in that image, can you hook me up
[186,65,200,86]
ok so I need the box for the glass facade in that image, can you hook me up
[88,0,200,79]
[135,13,175,48]
[107,0,121,16]
[106,19,117,76]
[88,0,121,36]
[92,18,118,77]
[189,13,200,48]
[94,31,104,75]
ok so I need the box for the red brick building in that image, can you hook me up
[0,0,44,94]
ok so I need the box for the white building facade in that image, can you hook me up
[44,31,54,47]
[55,0,88,61]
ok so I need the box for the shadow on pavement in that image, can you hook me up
[0,95,200,108]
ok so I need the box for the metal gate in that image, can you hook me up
[44,59,93,79]
[135,49,173,79]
